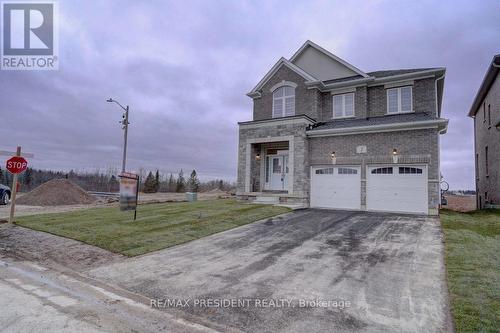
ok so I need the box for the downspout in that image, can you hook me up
[435,73,445,212]
[435,74,445,117]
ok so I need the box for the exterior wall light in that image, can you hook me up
[392,148,399,163]
[331,151,336,164]
[255,153,261,161]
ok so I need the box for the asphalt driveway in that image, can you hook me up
[89,209,451,333]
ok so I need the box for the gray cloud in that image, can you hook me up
[1,0,499,188]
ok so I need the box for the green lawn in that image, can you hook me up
[15,199,290,256]
[441,209,500,333]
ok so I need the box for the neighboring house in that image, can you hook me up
[237,41,448,215]
[468,54,500,209]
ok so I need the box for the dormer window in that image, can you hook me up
[387,86,412,114]
[272,86,295,118]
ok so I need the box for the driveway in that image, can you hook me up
[89,209,451,333]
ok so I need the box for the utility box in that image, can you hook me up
[186,192,198,202]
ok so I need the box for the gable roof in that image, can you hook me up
[247,57,317,98]
[468,54,500,117]
[290,40,369,79]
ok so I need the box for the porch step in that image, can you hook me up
[253,196,280,204]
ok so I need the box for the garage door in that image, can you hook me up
[366,165,428,214]
[310,166,361,210]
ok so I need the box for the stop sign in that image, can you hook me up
[6,156,28,174]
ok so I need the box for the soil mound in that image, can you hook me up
[17,179,96,206]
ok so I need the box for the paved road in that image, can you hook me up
[90,209,452,333]
[0,258,217,333]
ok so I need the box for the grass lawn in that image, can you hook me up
[15,199,290,256]
[441,209,500,333]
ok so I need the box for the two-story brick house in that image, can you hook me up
[237,41,448,215]
[468,54,500,209]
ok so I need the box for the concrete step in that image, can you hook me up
[253,196,280,204]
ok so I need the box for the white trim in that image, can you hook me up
[270,80,297,92]
[247,58,317,98]
[289,40,369,78]
[239,116,315,129]
[386,86,413,114]
[306,119,449,137]
[332,92,355,119]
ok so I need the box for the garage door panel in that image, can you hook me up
[366,165,428,214]
[311,167,360,210]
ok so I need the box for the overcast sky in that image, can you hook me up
[1,0,499,188]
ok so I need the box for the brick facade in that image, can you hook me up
[474,72,500,208]
[239,62,445,215]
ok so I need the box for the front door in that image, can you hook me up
[267,155,288,191]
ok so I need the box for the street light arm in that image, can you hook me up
[107,98,128,112]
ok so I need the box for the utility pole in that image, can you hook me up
[107,98,130,173]
[122,105,129,173]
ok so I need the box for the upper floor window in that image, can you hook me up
[488,104,491,126]
[333,93,355,118]
[485,146,489,176]
[272,86,295,118]
[387,86,412,114]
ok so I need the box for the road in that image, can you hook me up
[0,257,218,333]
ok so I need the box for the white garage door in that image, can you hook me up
[366,165,428,214]
[310,166,361,210]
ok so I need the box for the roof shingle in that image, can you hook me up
[308,113,440,131]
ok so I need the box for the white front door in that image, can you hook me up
[310,166,361,210]
[267,155,288,190]
[366,165,428,214]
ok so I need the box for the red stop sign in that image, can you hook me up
[6,156,28,174]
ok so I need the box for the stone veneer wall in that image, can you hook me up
[237,121,310,198]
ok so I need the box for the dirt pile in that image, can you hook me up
[17,179,97,206]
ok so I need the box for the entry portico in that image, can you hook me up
[237,115,314,206]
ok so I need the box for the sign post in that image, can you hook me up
[119,172,139,220]
[5,147,28,224]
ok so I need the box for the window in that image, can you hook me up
[387,86,412,114]
[273,86,295,118]
[483,102,486,122]
[338,168,358,175]
[371,167,393,174]
[315,168,334,175]
[488,104,491,126]
[332,93,355,118]
[485,146,489,176]
[475,154,479,179]
[399,167,423,174]
[272,158,281,173]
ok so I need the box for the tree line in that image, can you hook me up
[0,167,234,193]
